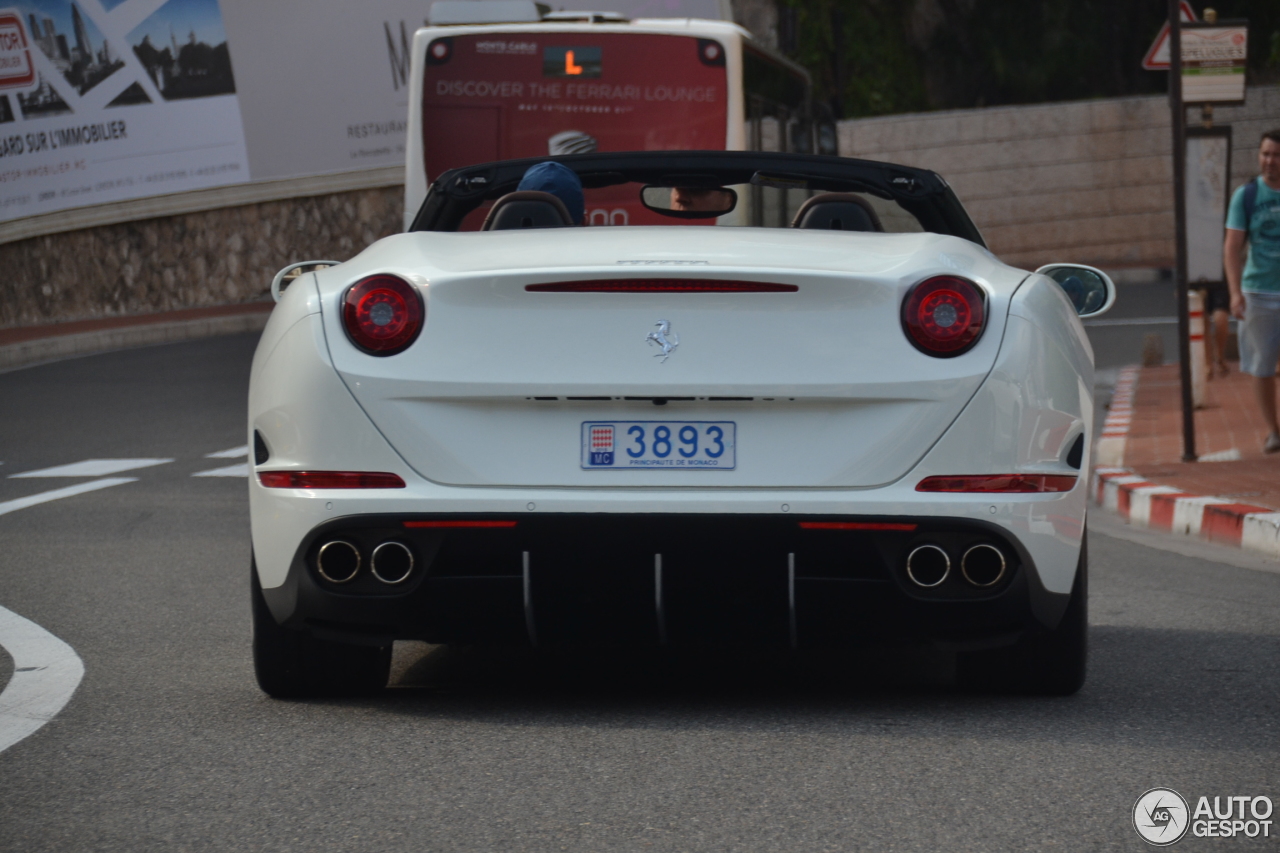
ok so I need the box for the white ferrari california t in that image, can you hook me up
[248,151,1115,698]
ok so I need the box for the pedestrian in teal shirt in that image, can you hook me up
[1225,129,1280,453]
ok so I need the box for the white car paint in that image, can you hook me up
[248,226,1093,597]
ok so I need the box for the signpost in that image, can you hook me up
[1168,0,1197,462]
[1159,4,1249,461]
[0,11,35,91]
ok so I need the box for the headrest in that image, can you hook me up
[791,193,884,232]
[481,191,576,231]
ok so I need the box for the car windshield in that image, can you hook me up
[410,151,985,246]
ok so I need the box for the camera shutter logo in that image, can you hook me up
[1133,788,1191,846]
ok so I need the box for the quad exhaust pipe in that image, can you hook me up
[960,543,1006,587]
[905,544,950,587]
[905,543,1007,588]
[371,541,414,584]
[315,539,416,584]
[316,540,361,583]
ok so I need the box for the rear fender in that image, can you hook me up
[908,274,1093,595]
[248,284,415,589]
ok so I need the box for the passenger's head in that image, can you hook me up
[517,161,584,225]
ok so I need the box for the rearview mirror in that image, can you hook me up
[271,260,342,302]
[640,185,737,219]
[1036,263,1116,319]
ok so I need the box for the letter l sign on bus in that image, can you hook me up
[1143,1,1199,70]
[0,10,35,89]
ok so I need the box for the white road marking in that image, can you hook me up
[10,459,172,478]
[205,445,249,459]
[1199,448,1243,462]
[192,463,249,478]
[0,478,138,517]
[0,605,85,754]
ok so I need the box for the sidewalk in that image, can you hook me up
[0,301,273,372]
[1093,362,1280,559]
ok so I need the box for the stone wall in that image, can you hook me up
[7,84,1278,328]
[838,85,1280,271]
[0,186,403,329]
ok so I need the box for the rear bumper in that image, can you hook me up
[259,512,1071,649]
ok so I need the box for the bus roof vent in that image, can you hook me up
[429,0,543,25]
[541,11,631,23]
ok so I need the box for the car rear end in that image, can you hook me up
[249,225,1090,665]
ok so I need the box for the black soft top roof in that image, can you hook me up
[409,150,985,247]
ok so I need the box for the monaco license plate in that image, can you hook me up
[581,421,736,469]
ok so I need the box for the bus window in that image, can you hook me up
[743,48,807,116]
[742,46,811,228]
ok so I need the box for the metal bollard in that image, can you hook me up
[1189,289,1206,408]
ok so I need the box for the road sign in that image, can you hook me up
[1143,1,1199,70]
[1180,22,1248,104]
[0,11,34,90]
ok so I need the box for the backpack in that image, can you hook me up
[1244,177,1258,231]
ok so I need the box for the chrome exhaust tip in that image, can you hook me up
[371,541,415,584]
[961,544,1007,587]
[316,540,361,583]
[905,544,950,587]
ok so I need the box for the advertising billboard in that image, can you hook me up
[0,0,248,224]
[422,30,728,227]
[0,0,735,230]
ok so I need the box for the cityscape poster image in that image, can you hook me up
[0,0,248,223]
[0,1,744,227]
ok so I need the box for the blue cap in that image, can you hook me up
[517,161,584,225]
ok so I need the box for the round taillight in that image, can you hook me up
[342,274,424,355]
[901,275,985,356]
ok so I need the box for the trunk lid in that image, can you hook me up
[321,228,1019,488]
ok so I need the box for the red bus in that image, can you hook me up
[403,12,821,230]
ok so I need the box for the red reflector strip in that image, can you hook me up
[257,471,406,489]
[915,475,1078,493]
[525,280,798,293]
[403,520,518,528]
[799,522,918,531]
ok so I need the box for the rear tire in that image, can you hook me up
[957,535,1087,696]
[251,559,391,698]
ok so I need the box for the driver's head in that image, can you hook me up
[517,161,585,225]
[670,187,723,212]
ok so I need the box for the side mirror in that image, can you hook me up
[640,185,737,219]
[271,260,342,302]
[1035,263,1116,318]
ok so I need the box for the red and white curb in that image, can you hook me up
[1095,365,1139,467]
[1093,467,1280,558]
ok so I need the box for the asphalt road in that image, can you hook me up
[0,333,1277,852]
[1085,278,1181,370]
